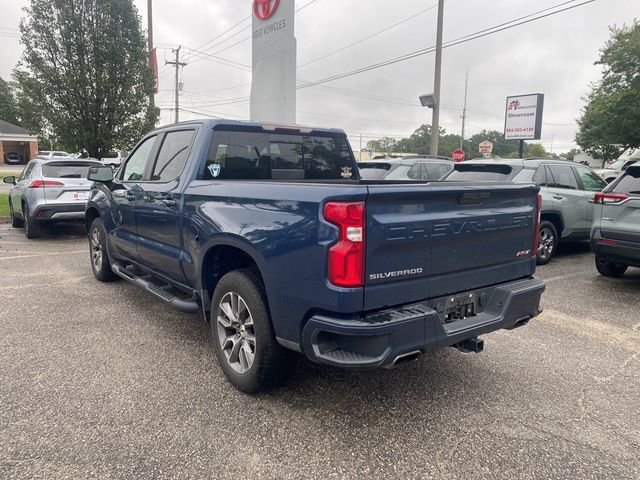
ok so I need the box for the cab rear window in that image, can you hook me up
[446,164,520,182]
[204,128,356,181]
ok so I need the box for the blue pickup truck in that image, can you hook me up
[85,120,545,392]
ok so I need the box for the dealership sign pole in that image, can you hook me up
[504,93,544,158]
[250,0,297,124]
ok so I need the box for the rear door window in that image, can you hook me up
[576,166,607,191]
[547,165,578,190]
[423,162,452,180]
[19,162,36,181]
[612,168,640,196]
[532,166,548,185]
[151,130,195,182]
[204,129,356,181]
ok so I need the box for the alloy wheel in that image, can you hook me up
[216,292,256,374]
[90,227,103,271]
[538,226,555,261]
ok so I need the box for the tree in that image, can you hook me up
[523,143,548,158]
[15,0,158,157]
[0,77,21,125]
[467,130,519,159]
[576,22,640,160]
[561,148,581,161]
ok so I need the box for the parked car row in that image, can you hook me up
[356,156,638,278]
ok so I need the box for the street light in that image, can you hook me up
[419,94,435,108]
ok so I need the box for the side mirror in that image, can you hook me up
[3,175,16,185]
[87,166,114,183]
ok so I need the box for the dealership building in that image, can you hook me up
[0,119,38,165]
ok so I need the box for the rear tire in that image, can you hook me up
[595,255,628,278]
[89,218,118,282]
[536,220,558,265]
[23,204,41,239]
[210,268,296,393]
[9,200,24,228]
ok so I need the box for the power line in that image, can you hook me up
[296,0,595,90]
[178,0,594,111]
[189,0,322,64]
[191,15,251,54]
[299,2,439,68]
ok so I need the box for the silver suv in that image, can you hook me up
[591,165,640,277]
[3,158,102,238]
[445,159,608,264]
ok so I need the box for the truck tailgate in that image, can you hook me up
[364,182,539,311]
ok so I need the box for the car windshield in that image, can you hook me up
[52,151,70,157]
[43,162,99,178]
[607,158,627,170]
[445,164,521,181]
[102,152,119,159]
[38,151,51,156]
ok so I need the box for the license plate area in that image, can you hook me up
[443,293,477,323]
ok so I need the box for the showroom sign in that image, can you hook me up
[250,0,296,124]
[504,93,544,140]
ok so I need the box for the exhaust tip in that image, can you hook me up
[385,350,422,369]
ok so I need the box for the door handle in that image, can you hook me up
[161,198,177,208]
[114,191,136,201]
[552,195,564,200]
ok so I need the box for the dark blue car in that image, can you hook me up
[85,120,545,392]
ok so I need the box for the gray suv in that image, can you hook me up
[445,159,607,264]
[591,165,640,277]
[3,158,102,238]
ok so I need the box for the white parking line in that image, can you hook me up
[0,250,86,261]
[0,274,93,290]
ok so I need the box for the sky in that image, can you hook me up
[0,0,638,154]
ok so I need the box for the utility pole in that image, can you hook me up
[359,134,363,161]
[430,0,445,156]
[550,135,554,155]
[166,46,187,123]
[460,71,468,150]
[148,0,154,109]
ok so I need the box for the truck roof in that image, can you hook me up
[152,118,346,136]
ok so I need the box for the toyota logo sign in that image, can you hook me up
[254,0,280,20]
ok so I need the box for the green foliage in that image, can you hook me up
[15,0,158,157]
[561,148,582,161]
[365,125,554,159]
[366,137,397,152]
[0,77,21,125]
[576,22,640,159]
[0,193,10,218]
[466,130,520,159]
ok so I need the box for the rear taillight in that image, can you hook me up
[593,192,628,204]
[324,201,365,288]
[532,193,542,257]
[28,180,64,188]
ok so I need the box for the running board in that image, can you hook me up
[111,263,199,314]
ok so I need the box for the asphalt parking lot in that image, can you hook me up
[1,223,638,479]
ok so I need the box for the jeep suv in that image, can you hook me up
[445,159,607,264]
[591,165,640,277]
